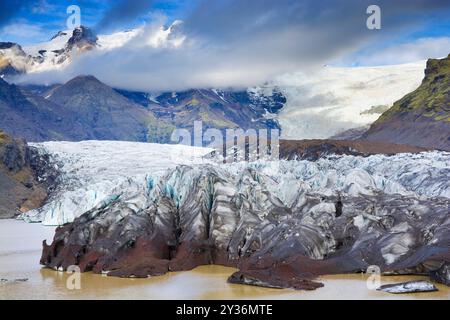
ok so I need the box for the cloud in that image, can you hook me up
[96,0,156,31]
[0,20,47,43]
[349,37,450,66]
[13,0,450,91]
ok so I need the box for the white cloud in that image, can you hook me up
[15,17,363,91]
[11,0,450,92]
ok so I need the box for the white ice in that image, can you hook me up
[21,141,213,225]
[20,140,450,226]
[274,62,426,139]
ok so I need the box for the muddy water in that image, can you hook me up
[1,220,449,300]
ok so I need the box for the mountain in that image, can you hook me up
[0,42,33,76]
[0,76,173,143]
[0,26,98,76]
[276,62,425,140]
[0,77,82,141]
[363,54,450,151]
[117,87,285,133]
[3,74,283,144]
[0,23,183,77]
[2,25,429,143]
[44,75,173,142]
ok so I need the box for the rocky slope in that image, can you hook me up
[0,77,82,141]
[363,54,450,151]
[40,155,450,289]
[44,75,173,143]
[0,130,52,218]
[3,25,429,143]
[116,87,285,133]
[0,76,173,143]
[0,26,98,76]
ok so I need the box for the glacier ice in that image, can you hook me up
[275,62,426,139]
[20,140,450,226]
[20,141,212,225]
[41,158,450,288]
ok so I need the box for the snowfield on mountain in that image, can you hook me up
[276,62,426,139]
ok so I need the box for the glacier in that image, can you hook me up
[39,145,450,289]
[275,62,426,139]
[21,140,450,226]
[21,141,212,225]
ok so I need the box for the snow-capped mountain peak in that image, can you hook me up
[144,20,186,48]
[0,21,185,76]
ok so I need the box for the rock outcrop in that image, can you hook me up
[363,54,450,151]
[41,162,450,290]
[0,130,53,218]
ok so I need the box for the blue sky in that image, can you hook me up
[0,1,202,44]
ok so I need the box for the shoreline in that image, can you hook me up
[1,220,449,300]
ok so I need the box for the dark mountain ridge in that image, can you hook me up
[116,87,286,135]
[1,75,285,144]
[0,76,173,143]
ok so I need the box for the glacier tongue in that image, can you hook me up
[41,159,450,288]
[21,141,213,225]
[20,140,450,226]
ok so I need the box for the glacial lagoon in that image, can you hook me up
[1,220,449,300]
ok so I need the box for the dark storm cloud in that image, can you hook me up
[16,0,450,91]
[181,0,450,66]
[96,0,155,31]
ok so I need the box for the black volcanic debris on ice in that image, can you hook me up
[41,164,450,290]
[39,54,450,290]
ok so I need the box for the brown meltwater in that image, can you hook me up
[1,220,449,300]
